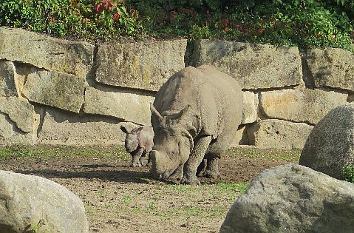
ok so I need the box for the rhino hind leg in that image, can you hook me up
[196,159,207,177]
[181,136,212,185]
[196,156,221,179]
[204,156,221,179]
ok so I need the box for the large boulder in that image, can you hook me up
[0,170,89,233]
[299,103,354,179]
[220,164,354,233]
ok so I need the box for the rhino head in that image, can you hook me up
[150,104,196,180]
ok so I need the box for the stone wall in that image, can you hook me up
[0,27,352,149]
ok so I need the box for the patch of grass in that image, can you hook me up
[228,147,301,162]
[121,194,133,206]
[216,182,249,194]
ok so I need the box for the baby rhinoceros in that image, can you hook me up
[120,124,154,167]
[150,65,243,185]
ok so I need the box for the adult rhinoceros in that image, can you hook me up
[150,65,243,185]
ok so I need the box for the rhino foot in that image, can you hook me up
[204,170,221,179]
[181,176,200,185]
[131,162,142,167]
[140,157,150,166]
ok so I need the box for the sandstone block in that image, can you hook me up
[191,40,302,89]
[0,60,17,97]
[0,27,94,78]
[38,109,126,145]
[231,125,249,146]
[0,113,36,145]
[242,91,258,124]
[306,48,354,92]
[0,97,36,133]
[248,119,313,149]
[260,89,348,124]
[95,39,187,91]
[84,87,154,125]
[22,70,86,113]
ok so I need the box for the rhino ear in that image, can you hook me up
[120,125,133,134]
[120,122,140,134]
[150,103,164,122]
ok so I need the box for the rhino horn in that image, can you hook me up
[150,103,164,121]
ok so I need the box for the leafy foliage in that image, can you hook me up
[343,164,354,183]
[0,0,141,40]
[129,0,353,50]
[0,0,352,50]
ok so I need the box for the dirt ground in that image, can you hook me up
[0,146,300,233]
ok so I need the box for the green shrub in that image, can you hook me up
[343,164,354,183]
[0,0,353,50]
[0,0,141,40]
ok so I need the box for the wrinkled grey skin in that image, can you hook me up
[120,124,154,167]
[150,65,243,185]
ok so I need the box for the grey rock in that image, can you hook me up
[0,27,94,78]
[22,70,86,113]
[0,170,89,233]
[95,39,187,91]
[260,88,348,124]
[83,87,154,125]
[300,103,354,179]
[191,40,302,89]
[306,48,354,92]
[220,164,354,233]
[248,119,313,149]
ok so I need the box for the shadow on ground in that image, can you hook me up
[13,165,152,184]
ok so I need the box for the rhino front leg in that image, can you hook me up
[131,147,144,167]
[181,136,212,185]
[168,164,184,184]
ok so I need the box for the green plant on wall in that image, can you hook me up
[0,0,141,39]
[343,164,354,183]
[0,0,353,50]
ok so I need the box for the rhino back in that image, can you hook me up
[198,65,242,135]
[153,65,242,139]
